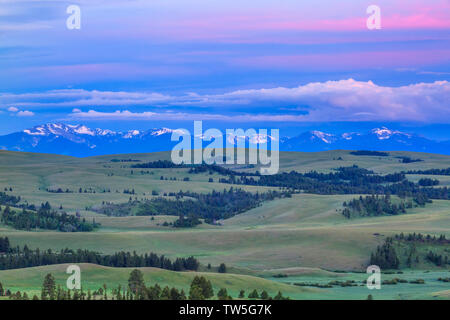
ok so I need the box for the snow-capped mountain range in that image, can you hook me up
[280,127,450,153]
[0,123,449,156]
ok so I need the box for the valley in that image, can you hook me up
[0,149,449,300]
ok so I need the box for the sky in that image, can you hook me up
[0,0,449,137]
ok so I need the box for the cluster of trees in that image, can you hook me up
[341,195,410,219]
[0,244,199,271]
[394,233,449,244]
[405,168,450,175]
[370,238,400,269]
[219,166,449,203]
[187,164,256,177]
[0,191,20,206]
[0,202,98,232]
[110,159,140,163]
[131,160,185,168]
[132,161,450,205]
[418,178,440,186]
[138,163,448,206]
[370,233,449,270]
[231,166,405,193]
[46,188,72,193]
[392,234,449,267]
[0,236,10,253]
[397,156,422,163]
[78,187,101,194]
[96,188,290,223]
[223,165,406,193]
[132,160,258,178]
[426,251,449,267]
[46,187,105,194]
[350,151,389,156]
[172,214,202,228]
[8,270,288,300]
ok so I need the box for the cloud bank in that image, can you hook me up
[1,79,449,122]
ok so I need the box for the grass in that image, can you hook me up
[0,263,316,300]
[267,269,450,300]
[1,264,448,300]
[0,150,449,299]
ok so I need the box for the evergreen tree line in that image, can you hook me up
[405,168,450,175]
[397,156,422,163]
[218,166,450,202]
[131,160,187,169]
[369,238,400,269]
[370,233,449,270]
[0,202,98,232]
[131,160,259,177]
[130,162,450,203]
[0,244,199,271]
[350,151,389,156]
[0,236,10,253]
[96,188,291,223]
[426,251,449,267]
[418,178,440,186]
[5,269,289,300]
[393,234,449,268]
[0,191,20,206]
[341,194,426,219]
[394,232,449,244]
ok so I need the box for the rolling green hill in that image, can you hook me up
[0,150,449,300]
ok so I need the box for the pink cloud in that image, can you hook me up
[231,49,450,70]
[144,11,450,43]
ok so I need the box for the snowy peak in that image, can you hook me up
[6,123,449,157]
[123,130,141,139]
[310,131,336,144]
[22,123,186,140]
[371,127,411,140]
[72,125,96,136]
[341,132,361,140]
[24,123,116,137]
[149,128,175,136]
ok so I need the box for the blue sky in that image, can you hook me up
[0,0,449,137]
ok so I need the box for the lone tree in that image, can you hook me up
[217,288,231,300]
[189,285,205,300]
[41,273,56,300]
[248,289,259,299]
[128,269,145,295]
[190,276,214,299]
[218,263,227,273]
[260,290,270,300]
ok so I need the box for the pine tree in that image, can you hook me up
[189,285,204,300]
[41,273,56,300]
[248,289,259,299]
[190,276,214,299]
[218,263,227,273]
[217,288,229,300]
[260,290,270,300]
[128,269,145,294]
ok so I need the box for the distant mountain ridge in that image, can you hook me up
[0,123,449,156]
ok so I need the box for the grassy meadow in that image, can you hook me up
[0,149,449,299]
